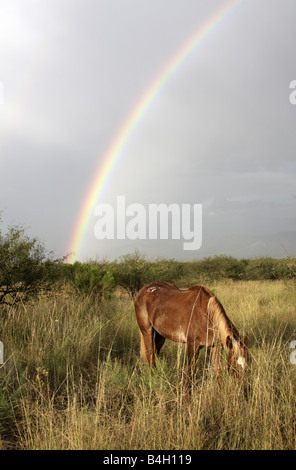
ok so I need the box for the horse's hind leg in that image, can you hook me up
[140,329,155,368]
[135,301,155,368]
[139,329,164,368]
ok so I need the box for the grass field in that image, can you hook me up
[0,280,296,450]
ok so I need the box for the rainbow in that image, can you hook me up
[67,0,244,263]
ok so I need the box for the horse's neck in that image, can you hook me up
[208,296,235,347]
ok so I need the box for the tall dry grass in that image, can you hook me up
[0,280,296,450]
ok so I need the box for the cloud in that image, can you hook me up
[0,0,296,260]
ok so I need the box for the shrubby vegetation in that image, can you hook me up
[61,253,296,298]
[62,260,115,297]
[0,223,63,305]
[0,221,295,304]
[183,255,295,283]
[110,250,184,297]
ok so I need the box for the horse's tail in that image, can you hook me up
[207,295,239,349]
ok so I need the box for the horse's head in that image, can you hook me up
[226,333,249,381]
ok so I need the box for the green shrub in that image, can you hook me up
[111,250,183,297]
[62,261,115,297]
[0,224,62,305]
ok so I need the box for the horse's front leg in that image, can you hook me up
[209,342,222,385]
[187,341,201,380]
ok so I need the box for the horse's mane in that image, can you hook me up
[207,295,240,347]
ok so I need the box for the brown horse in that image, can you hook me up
[134,281,249,381]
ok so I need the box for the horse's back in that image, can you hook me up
[135,282,213,306]
[138,281,178,293]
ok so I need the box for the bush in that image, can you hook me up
[111,251,152,298]
[0,224,63,305]
[245,257,292,280]
[111,250,183,298]
[185,255,296,283]
[62,261,115,297]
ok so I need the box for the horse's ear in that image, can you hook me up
[243,334,248,348]
[226,335,233,349]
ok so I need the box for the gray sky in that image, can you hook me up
[0,0,295,261]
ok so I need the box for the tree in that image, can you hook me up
[0,224,62,305]
[111,250,183,298]
[111,250,150,298]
